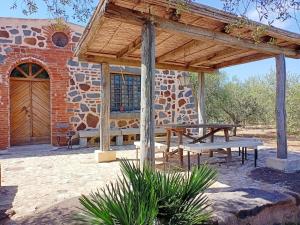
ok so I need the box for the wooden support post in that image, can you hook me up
[96,62,116,162]
[100,63,110,152]
[197,72,206,136]
[140,21,156,168]
[275,54,288,159]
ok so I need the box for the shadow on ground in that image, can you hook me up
[0,186,18,223]
[5,197,81,225]
[0,144,136,160]
[250,167,300,193]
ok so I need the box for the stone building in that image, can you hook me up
[0,17,197,150]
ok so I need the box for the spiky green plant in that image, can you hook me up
[77,160,217,225]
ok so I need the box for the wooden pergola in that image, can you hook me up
[75,0,300,166]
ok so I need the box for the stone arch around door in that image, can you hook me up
[9,62,51,146]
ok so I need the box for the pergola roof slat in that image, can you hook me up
[75,0,300,72]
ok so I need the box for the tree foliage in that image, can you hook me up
[191,70,300,135]
[8,0,300,26]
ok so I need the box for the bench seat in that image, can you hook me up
[121,127,166,135]
[181,139,263,167]
[78,128,167,147]
[180,140,263,152]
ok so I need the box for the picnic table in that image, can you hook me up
[163,123,240,166]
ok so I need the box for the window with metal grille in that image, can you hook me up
[111,73,141,112]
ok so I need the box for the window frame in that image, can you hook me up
[110,73,141,112]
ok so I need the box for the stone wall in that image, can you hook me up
[0,18,198,149]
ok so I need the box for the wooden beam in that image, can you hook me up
[117,36,142,58]
[104,4,300,58]
[142,0,300,45]
[100,63,111,152]
[80,53,215,73]
[140,21,156,168]
[197,72,206,136]
[213,53,273,69]
[156,40,203,62]
[275,54,288,159]
[201,50,257,66]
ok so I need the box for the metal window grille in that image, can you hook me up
[111,74,141,112]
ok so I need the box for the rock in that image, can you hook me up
[70,79,75,85]
[158,98,166,104]
[72,96,82,102]
[70,117,80,123]
[79,84,90,91]
[77,123,86,131]
[117,120,127,127]
[155,104,163,110]
[75,73,85,82]
[9,29,19,35]
[0,39,12,43]
[92,81,101,86]
[69,90,78,97]
[38,42,44,47]
[37,36,45,40]
[0,54,6,64]
[15,36,22,44]
[164,90,171,97]
[185,90,192,97]
[0,30,9,38]
[68,59,79,67]
[159,112,167,118]
[86,113,99,128]
[80,104,89,112]
[178,99,186,107]
[24,37,37,45]
[31,27,41,33]
[23,30,32,36]
[87,93,100,99]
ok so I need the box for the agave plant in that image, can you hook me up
[77,160,217,225]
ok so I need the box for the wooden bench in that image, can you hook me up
[79,128,167,147]
[180,139,263,169]
[134,136,178,160]
[78,128,122,146]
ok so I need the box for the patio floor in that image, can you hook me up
[1,144,300,225]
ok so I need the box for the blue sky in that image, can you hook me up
[1,0,299,80]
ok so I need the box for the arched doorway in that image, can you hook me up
[10,63,51,146]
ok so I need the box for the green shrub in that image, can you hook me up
[76,160,217,225]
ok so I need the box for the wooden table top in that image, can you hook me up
[162,123,240,129]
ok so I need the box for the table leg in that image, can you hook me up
[179,131,183,167]
[224,128,232,161]
[197,153,200,169]
[209,128,214,157]
[187,151,191,171]
[166,130,171,162]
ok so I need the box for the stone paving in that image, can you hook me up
[1,144,300,225]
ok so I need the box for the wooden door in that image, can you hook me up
[10,80,32,145]
[31,81,50,143]
[10,63,50,146]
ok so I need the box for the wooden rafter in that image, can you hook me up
[117,36,142,58]
[213,53,272,69]
[81,52,215,72]
[156,40,203,63]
